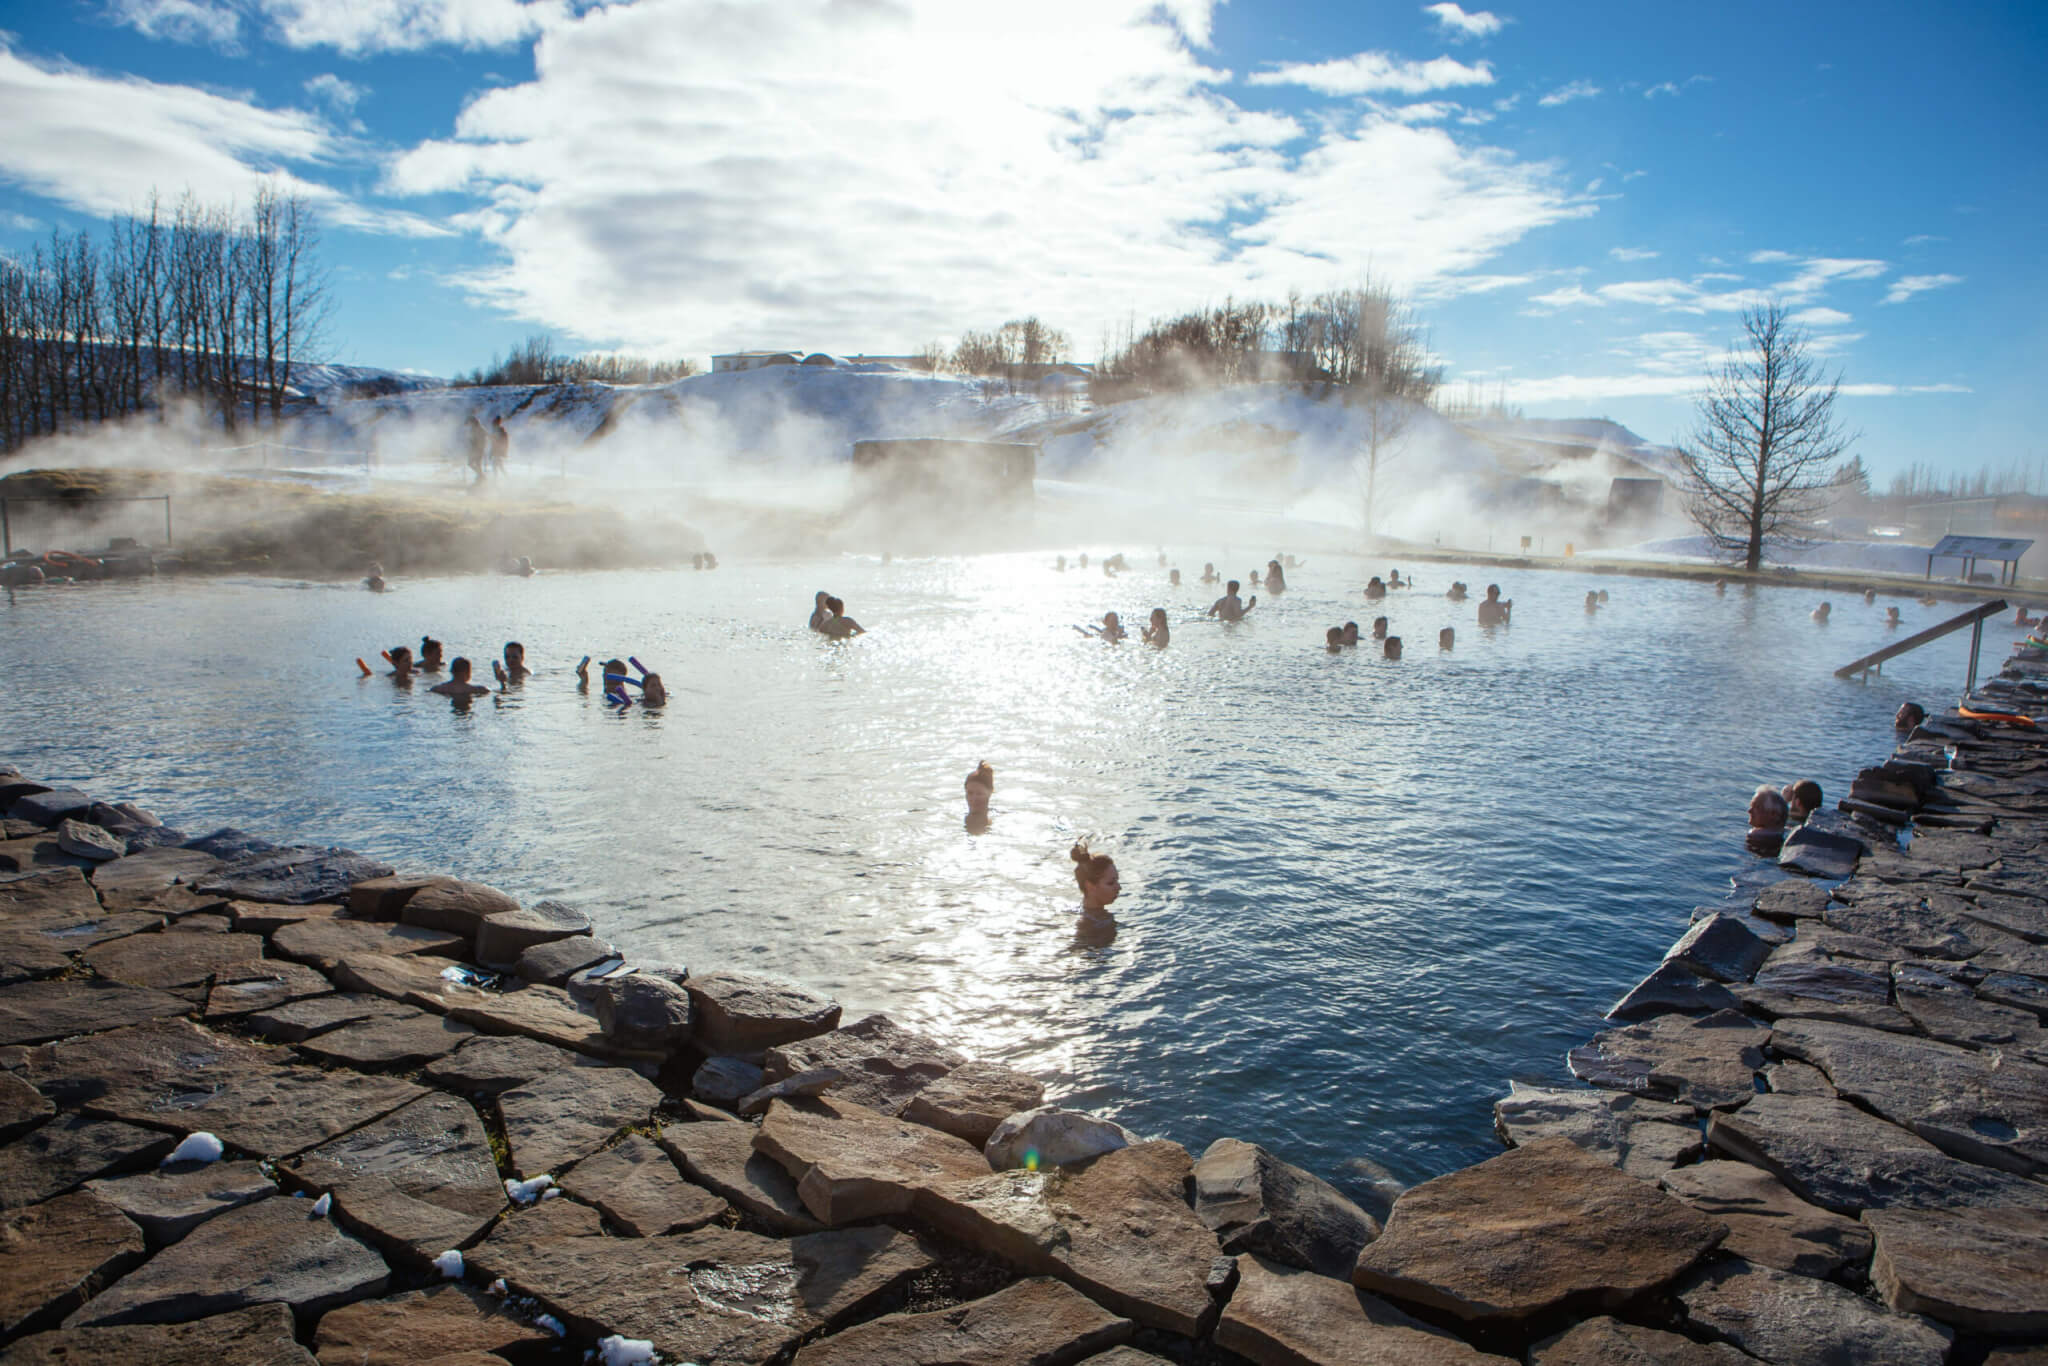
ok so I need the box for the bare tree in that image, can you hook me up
[1677,302,1855,572]
[1355,397,1414,545]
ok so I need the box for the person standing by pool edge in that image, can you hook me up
[1071,842,1120,944]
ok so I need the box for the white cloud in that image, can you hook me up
[0,45,442,236]
[104,0,570,54]
[1537,79,1599,107]
[1788,307,1852,327]
[1584,177,1603,193]
[1643,82,1678,99]
[1380,100,1457,124]
[302,72,364,111]
[1609,246,1658,262]
[1746,249,1796,264]
[1250,52,1494,96]
[1881,272,1963,305]
[1422,3,1504,40]
[0,210,43,232]
[1527,283,1602,309]
[1902,233,1945,246]
[1620,168,1647,181]
[385,0,1587,354]
[1779,256,1886,301]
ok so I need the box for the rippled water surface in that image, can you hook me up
[1,551,1988,1193]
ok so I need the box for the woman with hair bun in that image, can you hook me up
[964,762,994,834]
[1070,842,1121,943]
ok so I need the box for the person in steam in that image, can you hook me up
[489,416,510,476]
[1200,563,1219,584]
[808,591,834,632]
[1585,591,1600,612]
[1264,560,1286,593]
[419,636,445,671]
[1784,779,1822,824]
[1446,581,1467,602]
[1070,842,1121,944]
[493,642,528,686]
[1325,626,1345,654]
[1341,621,1360,646]
[1364,577,1386,601]
[1142,608,1169,647]
[357,645,414,683]
[964,762,994,834]
[1383,636,1403,660]
[430,657,491,698]
[1168,568,1181,587]
[1079,611,1125,643]
[364,562,386,593]
[822,596,864,638]
[1477,585,1511,627]
[463,414,488,487]
[1895,702,1926,731]
[1208,581,1256,622]
[1371,616,1389,640]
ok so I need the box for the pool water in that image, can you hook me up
[0,552,1985,1194]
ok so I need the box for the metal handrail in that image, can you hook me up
[1834,599,2008,690]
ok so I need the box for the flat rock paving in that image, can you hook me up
[4,712,2047,1362]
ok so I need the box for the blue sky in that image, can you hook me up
[3,0,2042,481]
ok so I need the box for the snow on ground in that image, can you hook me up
[1619,535,1939,575]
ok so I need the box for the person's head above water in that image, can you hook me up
[1814,602,1831,619]
[1749,784,1789,831]
[1149,608,1168,629]
[503,641,525,668]
[1226,579,1240,594]
[449,657,473,681]
[1071,842,1120,913]
[639,672,666,706]
[965,761,994,814]
[1383,636,1402,659]
[1895,701,1926,730]
[1785,779,1822,822]
[1342,621,1359,644]
[1326,626,1344,650]
[826,596,846,616]
[1372,616,1388,638]
[1484,584,1501,601]
[420,636,443,660]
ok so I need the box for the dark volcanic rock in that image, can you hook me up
[556,1132,728,1235]
[683,969,843,1057]
[444,982,630,1060]
[1492,1083,1701,1179]
[1865,1205,2048,1336]
[1663,913,1771,983]
[692,1054,764,1105]
[468,1216,933,1364]
[398,880,519,937]
[1530,1315,1750,1365]
[0,1066,55,1139]
[310,1283,555,1366]
[901,1059,1047,1148]
[591,971,693,1051]
[0,1113,176,1209]
[657,1115,826,1234]
[1657,1160,1872,1278]
[345,874,445,921]
[1193,1137,1380,1278]
[918,1141,1224,1336]
[765,1012,965,1115]
[56,819,126,861]
[87,1160,276,1245]
[6,1302,316,1365]
[91,847,222,899]
[0,866,103,918]
[0,1190,145,1337]
[497,1063,662,1176]
[1350,1137,1725,1323]
[1778,825,1863,880]
[67,1191,389,1327]
[1608,961,1743,1021]
[1676,1256,1951,1365]
[0,977,195,1046]
[511,933,614,986]
[197,849,396,906]
[1706,1092,2048,1214]
[182,830,284,861]
[1893,960,2048,1054]
[11,788,92,827]
[1218,1254,1512,1366]
[420,1034,582,1095]
[23,1016,429,1158]
[474,900,589,968]
[792,1276,1134,1366]
[1566,1009,1769,1110]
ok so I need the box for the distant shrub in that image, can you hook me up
[456,333,699,387]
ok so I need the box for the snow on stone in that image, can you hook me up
[505,1174,555,1205]
[598,1336,656,1365]
[536,1313,566,1337]
[309,1192,332,1217]
[489,1278,508,1296]
[432,1249,464,1278]
[162,1132,223,1165]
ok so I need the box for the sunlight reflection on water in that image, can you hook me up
[0,551,1986,1192]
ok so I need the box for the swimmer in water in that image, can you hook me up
[1597,589,1609,604]
[430,657,491,698]
[1895,701,1926,731]
[1169,568,1181,587]
[1864,588,1877,605]
[1784,778,1822,824]
[1265,560,1286,594]
[1055,555,1066,573]
[597,658,631,705]
[822,597,865,638]
[1477,585,1511,627]
[1325,626,1344,653]
[1070,842,1120,943]
[2016,606,2036,627]
[964,761,993,834]
[1812,602,1831,624]
[358,644,414,683]
[1364,577,1386,601]
[1372,616,1389,640]
[1388,569,1405,589]
[493,641,528,686]
[1342,621,1360,646]
[419,636,445,671]
[1384,636,1403,660]
[1079,611,1125,643]
[809,591,833,633]
[1207,580,1256,622]
[1586,591,1599,612]
[1078,553,1089,570]
[364,562,386,593]
[1886,606,1902,627]
[637,672,667,707]
[1439,627,1455,651]
[1714,580,1727,594]
[1142,608,1169,647]
[1446,581,1467,602]
[1200,562,1219,584]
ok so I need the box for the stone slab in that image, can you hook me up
[420,1033,583,1095]
[397,880,519,937]
[0,1113,176,1209]
[658,1115,826,1234]
[1677,1256,1951,1366]
[1492,1083,1701,1181]
[68,1191,389,1327]
[1663,914,1771,983]
[90,848,222,899]
[0,1064,55,1140]
[793,1276,1133,1366]
[346,874,446,921]
[247,992,413,1042]
[1657,1160,1872,1279]
[1193,1137,1381,1279]
[0,977,193,1046]
[764,1012,963,1115]
[0,1190,145,1337]
[1218,1254,1514,1366]
[5,1302,316,1365]
[1529,1316,1754,1366]
[901,1059,1047,1147]
[287,1091,502,1264]
[197,850,396,906]
[755,1095,992,1225]
[474,900,590,968]
[87,1159,276,1245]
[10,788,92,827]
[1865,1205,2048,1336]
[311,1283,555,1366]
[82,931,268,993]
[497,1063,662,1176]
[271,918,468,971]
[1350,1137,1726,1323]
[24,1017,430,1159]
[445,982,643,1061]
[513,933,615,985]
[297,1011,477,1070]
[1565,1009,1769,1111]
[917,1140,1223,1336]
[201,958,335,1019]
[1608,960,1742,1022]
[222,900,342,935]
[684,969,843,1057]
[555,1132,728,1235]
[0,868,99,918]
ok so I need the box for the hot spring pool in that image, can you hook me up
[0,551,1987,1195]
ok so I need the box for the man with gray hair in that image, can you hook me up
[1747,785,1789,857]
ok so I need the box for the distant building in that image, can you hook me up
[1607,477,1665,524]
[711,351,802,374]
[800,353,839,367]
